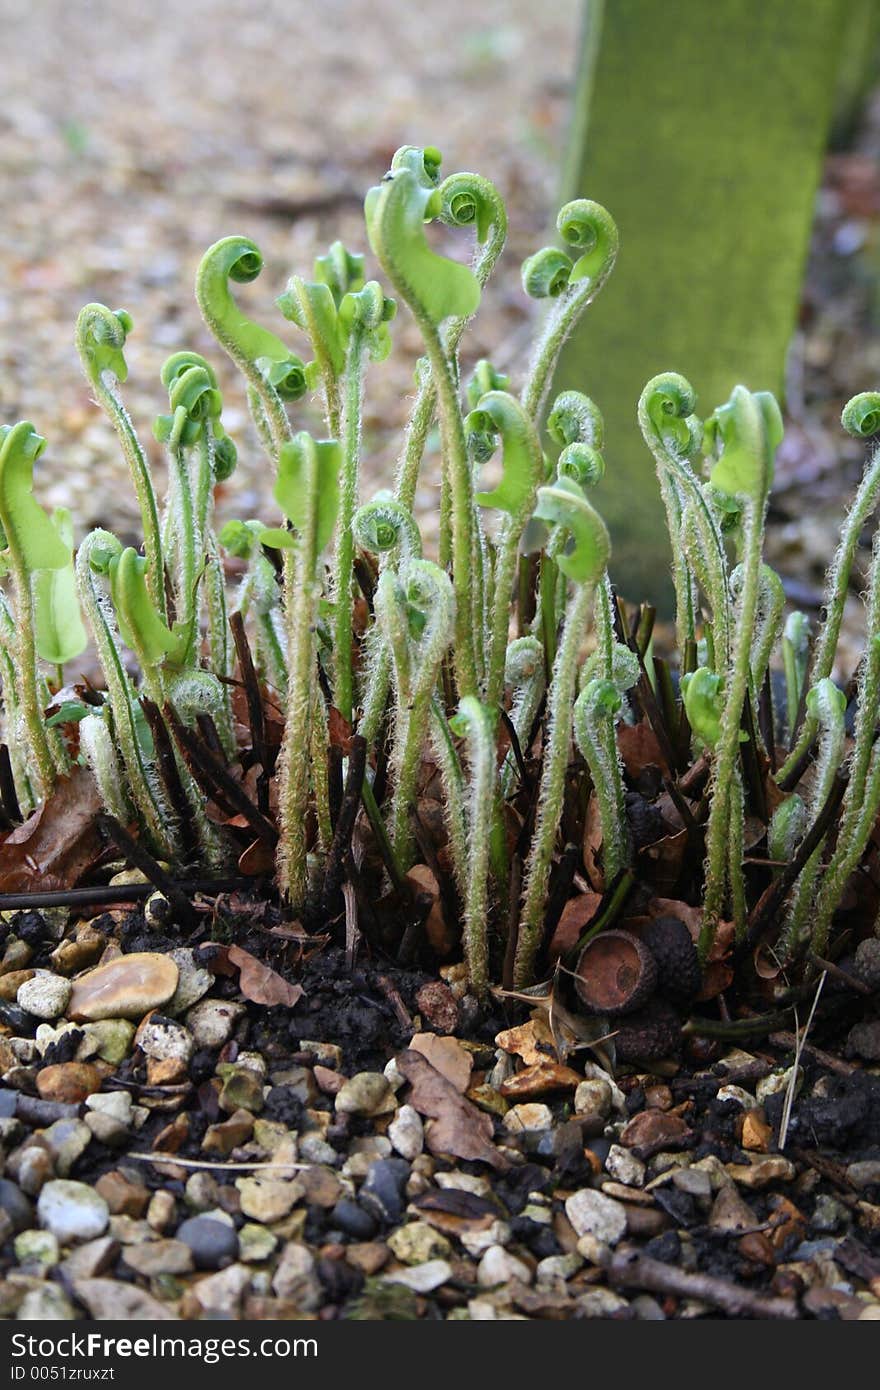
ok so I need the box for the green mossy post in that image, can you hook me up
[556,0,848,603]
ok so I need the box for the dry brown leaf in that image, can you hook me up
[548,891,603,960]
[406,864,457,956]
[227,944,303,1008]
[396,1048,509,1171]
[618,720,670,778]
[0,767,103,892]
[408,1033,473,1092]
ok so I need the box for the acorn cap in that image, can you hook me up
[575,929,657,1017]
[642,915,702,1004]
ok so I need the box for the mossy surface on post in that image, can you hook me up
[557,0,846,604]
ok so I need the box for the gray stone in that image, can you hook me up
[176,1215,239,1270]
[59,1237,119,1280]
[122,1239,194,1276]
[42,1119,92,1177]
[137,1016,193,1066]
[189,1263,252,1316]
[335,1072,395,1117]
[38,1180,109,1243]
[84,1091,132,1125]
[0,1178,34,1233]
[478,1244,533,1286]
[298,1133,337,1165]
[574,1078,613,1124]
[605,1144,646,1188]
[384,1259,452,1293]
[185,999,245,1049]
[388,1104,424,1160]
[564,1189,627,1246]
[17,973,71,1021]
[271,1242,321,1310]
[16,1285,76,1320]
[73,1278,176,1320]
[165,949,212,1015]
[845,1161,880,1191]
[812,1194,850,1232]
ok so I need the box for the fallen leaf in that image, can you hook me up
[618,720,670,777]
[227,944,303,1008]
[397,1048,509,1170]
[406,864,457,956]
[547,892,603,961]
[0,766,103,892]
[409,1033,473,1092]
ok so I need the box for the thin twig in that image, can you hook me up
[98,814,196,926]
[608,1248,800,1319]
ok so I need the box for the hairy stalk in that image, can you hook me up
[638,374,728,663]
[375,558,455,868]
[699,387,781,959]
[274,435,340,904]
[453,696,496,995]
[516,579,595,985]
[778,396,880,779]
[777,679,846,959]
[429,698,468,892]
[79,712,133,826]
[811,526,880,952]
[75,306,165,618]
[76,531,178,858]
[501,636,546,798]
[574,676,630,885]
[514,477,610,985]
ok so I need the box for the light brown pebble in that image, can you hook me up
[67,953,179,1022]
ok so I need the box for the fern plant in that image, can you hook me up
[1,143,879,1027]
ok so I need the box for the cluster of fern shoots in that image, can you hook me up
[1,143,880,1016]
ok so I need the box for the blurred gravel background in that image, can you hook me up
[0,0,574,550]
[1,0,879,667]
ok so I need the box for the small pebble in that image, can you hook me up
[17,973,72,1021]
[37,1180,109,1243]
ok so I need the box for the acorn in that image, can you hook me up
[853,938,880,992]
[613,998,683,1063]
[642,915,702,1004]
[575,928,657,1016]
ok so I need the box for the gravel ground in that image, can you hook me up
[0,917,879,1322]
[0,0,575,549]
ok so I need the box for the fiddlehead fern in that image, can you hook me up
[699,386,782,960]
[468,390,544,713]
[366,160,480,697]
[76,530,178,859]
[777,678,847,960]
[500,636,546,797]
[638,373,725,655]
[574,677,631,885]
[374,557,455,869]
[75,305,165,619]
[0,423,73,797]
[196,237,306,456]
[778,391,880,781]
[520,199,618,422]
[331,281,396,723]
[274,433,341,905]
[515,478,610,985]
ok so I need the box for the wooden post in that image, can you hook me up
[555,0,848,603]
